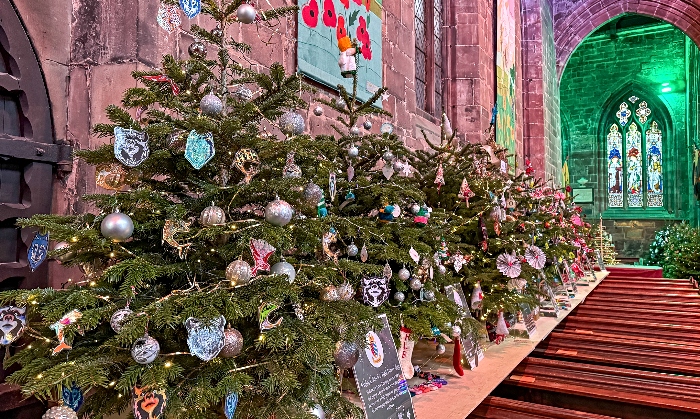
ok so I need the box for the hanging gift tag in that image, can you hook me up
[157,4,181,33]
[28,232,49,272]
[114,127,150,167]
[185,130,215,170]
[179,0,201,18]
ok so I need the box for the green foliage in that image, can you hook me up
[651,223,698,278]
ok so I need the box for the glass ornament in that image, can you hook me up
[200,93,223,116]
[219,327,243,358]
[131,334,160,364]
[188,40,207,58]
[236,3,257,23]
[101,212,134,242]
[226,260,252,286]
[184,130,215,170]
[270,260,296,282]
[110,308,133,333]
[264,199,294,226]
[200,204,226,226]
[185,316,226,361]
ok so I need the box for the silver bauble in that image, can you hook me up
[410,203,421,214]
[232,85,253,101]
[437,264,447,275]
[380,122,394,134]
[279,111,305,136]
[310,404,326,419]
[363,120,373,130]
[211,25,224,38]
[452,325,462,337]
[270,260,296,283]
[346,243,359,257]
[398,268,410,281]
[350,126,360,136]
[393,291,406,303]
[334,341,360,369]
[313,106,324,116]
[303,182,324,206]
[336,97,347,110]
[436,343,446,354]
[53,241,75,263]
[382,150,394,162]
[110,308,133,333]
[42,406,78,419]
[200,93,223,116]
[409,277,423,290]
[237,3,257,23]
[393,160,405,172]
[200,204,226,226]
[131,335,160,364]
[337,283,355,301]
[226,260,252,286]
[265,199,294,226]
[101,212,134,242]
[348,145,359,158]
[320,285,339,301]
[188,41,207,59]
[219,327,244,358]
[423,289,436,301]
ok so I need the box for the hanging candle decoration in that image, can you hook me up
[434,162,445,191]
[131,334,160,364]
[525,245,546,269]
[114,127,149,167]
[479,215,488,251]
[95,163,128,190]
[185,316,226,361]
[132,387,167,419]
[185,131,215,170]
[61,383,84,412]
[471,281,483,310]
[163,219,192,259]
[179,0,201,18]
[283,152,302,178]
[496,252,522,278]
[224,392,239,419]
[250,238,275,276]
[360,243,368,262]
[259,302,283,331]
[361,276,389,307]
[27,231,49,272]
[50,310,82,355]
[233,148,261,183]
[0,306,26,346]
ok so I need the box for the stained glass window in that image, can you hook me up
[606,96,663,210]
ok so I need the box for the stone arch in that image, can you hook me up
[554,0,700,77]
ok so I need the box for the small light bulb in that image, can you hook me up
[109,381,116,386]
[164,361,172,368]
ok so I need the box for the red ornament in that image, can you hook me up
[301,0,319,27]
[143,75,180,95]
[565,185,572,192]
[453,337,464,376]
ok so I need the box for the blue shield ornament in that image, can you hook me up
[185,315,225,361]
[62,383,84,412]
[224,392,239,419]
[28,232,49,272]
[185,130,215,170]
[179,0,201,18]
[114,127,150,167]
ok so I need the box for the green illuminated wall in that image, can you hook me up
[560,19,698,259]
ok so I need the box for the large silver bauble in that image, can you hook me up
[131,335,160,364]
[232,85,253,101]
[382,150,395,162]
[237,3,257,23]
[363,120,373,130]
[310,404,326,419]
[348,145,359,158]
[423,289,436,301]
[200,93,223,116]
[334,341,360,369]
[346,243,359,257]
[410,203,421,214]
[270,260,296,283]
[398,268,410,281]
[226,260,252,286]
[219,327,244,358]
[380,122,394,134]
[452,325,462,337]
[200,204,226,226]
[101,212,134,242]
[320,285,339,302]
[313,106,324,116]
[303,182,324,206]
[392,160,405,172]
[42,406,78,419]
[279,111,305,136]
[337,283,355,301]
[110,308,133,333]
[436,343,446,354]
[393,291,406,303]
[350,126,360,136]
[53,241,75,263]
[409,277,423,291]
[188,41,207,59]
[265,199,294,226]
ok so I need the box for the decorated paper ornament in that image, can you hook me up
[233,148,260,183]
[0,306,26,346]
[380,122,394,135]
[157,4,182,33]
[283,152,302,178]
[163,219,192,258]
[101,212,134,242]
[303,182,324,207]
[346,242,359,257]
[185,131,215,170]
[320,285,340,301]
[279,111,305,136]
[110,308,133,333]
[232,85,253,101]
[398,267,410,281]
[226,260,253,286]
[50,310,82,355]
[434,163,445,191]
[132,387,167,419]
[363,120,373,130]
[334,341,360,369]
[313,106,324,116]
[62,383,84,412]
[361,276,389,307]
[180,0,201,18]
[259,302,283,331]
[42,406,78,419]
[496,252,522,278]
[409,277,423,291]
[393,291,406,303]
[131,334,160,364]
[28,231,49,272]
[265,199,294,226]
[224,392,239,419]
[436,343,446,354]
[471,281,483,310]
[200,93,223,116]
[236,3,257,23]
[360,244,368,262]
[250,239,275,276]
[337,283,355,301]
[96,163,128,190]
[525,245,546,269]
[200,204,226,226]
[348,145,359,157]
[270,259,296,283]
[185,316,225,361]
[350,126,360,136]
[188,40,207,58]
[114,127,149,167]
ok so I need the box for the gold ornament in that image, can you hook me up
[162,219,192,258]
[233,148,260,184]
[95,163,128,190]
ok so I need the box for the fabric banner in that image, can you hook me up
[298,0,383,105]
[496,0,517,169]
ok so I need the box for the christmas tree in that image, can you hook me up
[0,2,461,418]
[593,215,618,266]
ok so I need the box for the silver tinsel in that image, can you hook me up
[270,260,296,283]
[320,285,339,301]
[237,3,257,23]
[101,212,134,242]
[226,260,252,286]
[350,126,360,136]
[265,199,294,226]
[303,182,324,206]
[334,341,360,369]
[393,291,405,303]
[348,145,359,158]
[279,111,305,136]
[313,106,324,116]
[232,85,253,102]
[409,277,423,290]
[188,41,207,59]
[200,204,226,226]
[423,289,436,301]
[436,343,446,354]
[363,120,373,130]
[200,93,223,116]
[346,243,358,257]
[382,150,394,162]
[131,335,160,364]
[398,268,410,281]
[110,308,133,333]
[337,283,355,301]
[219,327,243,358]
[42,406,78,419]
